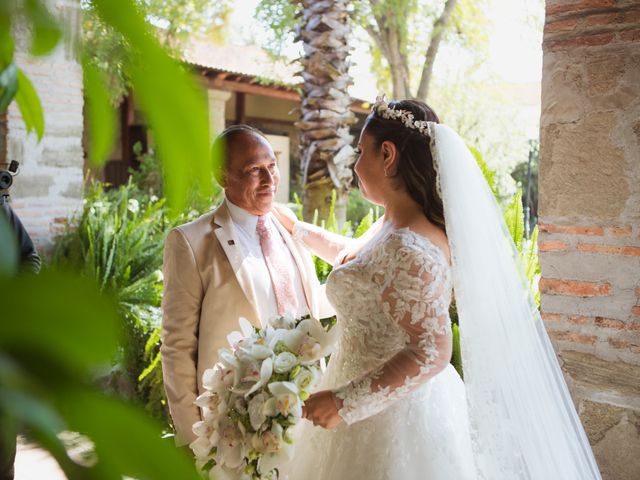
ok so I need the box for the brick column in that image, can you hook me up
[540,1,640,478]
[5,0,84,251]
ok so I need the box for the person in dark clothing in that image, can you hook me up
[0,202,41,273]
[0,201,41,480]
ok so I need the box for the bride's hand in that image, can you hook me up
[271,203,298,234]
[302,390,343,429]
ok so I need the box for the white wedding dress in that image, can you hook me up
[282,220,478,480]
[281,120,600,480]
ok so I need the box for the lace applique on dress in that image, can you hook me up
[328,228,453,425]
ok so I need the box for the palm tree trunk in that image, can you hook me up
[296,0,356,225]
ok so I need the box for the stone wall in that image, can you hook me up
[2,0,84,251]
[539,1,640,478]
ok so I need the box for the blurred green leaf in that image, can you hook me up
[0,270,121,373]
[0,387,65,443]
[0,6,14,66]
[83,59,116,166]
[15,68,44,140]
[92,0,213,214]
[0,62,18,112]
[0,211,18,276]
[0,389,87,478]
[57,389,199,480]
[24,0,62,56]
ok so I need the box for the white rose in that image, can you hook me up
[273,352,297,374]
[292,366,320,392]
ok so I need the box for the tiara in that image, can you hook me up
[371,94,433,138]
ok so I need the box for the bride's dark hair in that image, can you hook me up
[363,99,445,232]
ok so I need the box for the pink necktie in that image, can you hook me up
[256,216,299,317]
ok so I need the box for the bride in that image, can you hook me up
[272,97,602,479]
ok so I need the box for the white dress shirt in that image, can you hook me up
[225,198,309,324]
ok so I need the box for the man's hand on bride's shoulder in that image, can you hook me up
[302,390,343,430]
[271,203,298,233]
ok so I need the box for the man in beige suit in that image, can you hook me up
[160,125,333,447]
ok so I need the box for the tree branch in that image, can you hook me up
[416,0,458,101]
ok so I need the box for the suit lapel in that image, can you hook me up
[213,202,261,327]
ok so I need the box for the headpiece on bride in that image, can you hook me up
[371,94,434,139]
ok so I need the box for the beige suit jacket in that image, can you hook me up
[160,201,333,445]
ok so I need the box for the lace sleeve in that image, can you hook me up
[292,218,385,266]
[291,221,356,265]
[332,243,452,425]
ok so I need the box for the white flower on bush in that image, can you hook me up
[152,269,163,282]
[127,198,140,214]
[273,351,297,374]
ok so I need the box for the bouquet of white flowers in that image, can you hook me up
[190,314,338,480]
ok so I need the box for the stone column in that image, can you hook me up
[539,1,640,479]
[6,0,84,251]
[207,89,231,142]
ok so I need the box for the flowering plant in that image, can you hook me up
[190,314,338,479]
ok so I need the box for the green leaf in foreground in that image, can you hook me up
[15,68,44,140]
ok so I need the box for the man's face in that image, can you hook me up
[224,132,280,216]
